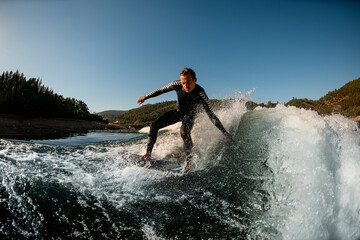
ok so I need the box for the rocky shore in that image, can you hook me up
[0,115,124,139]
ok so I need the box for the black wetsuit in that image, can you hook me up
[144,80,227,160]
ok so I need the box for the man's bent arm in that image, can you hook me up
[199,91,228,133]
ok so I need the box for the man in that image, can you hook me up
[137,67,233,172]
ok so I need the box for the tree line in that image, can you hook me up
[0,71,105,122]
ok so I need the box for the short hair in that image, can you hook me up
[180,67,196,79]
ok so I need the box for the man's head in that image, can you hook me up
[180,67,197,93]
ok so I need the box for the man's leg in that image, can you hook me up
[141,109,181,160]
[180,115,195,172]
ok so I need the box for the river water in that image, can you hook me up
[1,99,359,239]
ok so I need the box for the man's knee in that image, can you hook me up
[150,121,156,130]
[180,125,188,140]
[149,121,159,137]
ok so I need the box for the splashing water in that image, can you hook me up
[0,97,359,239]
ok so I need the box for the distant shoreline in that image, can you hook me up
[1,106,358,140]
[0,114,125,140]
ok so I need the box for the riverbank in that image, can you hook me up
[0,115,125,140]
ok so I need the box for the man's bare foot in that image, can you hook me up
[181,160,191,173]
[137,152,151,166]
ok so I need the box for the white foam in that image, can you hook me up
[261,105,360,239]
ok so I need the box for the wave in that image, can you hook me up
[0,98,359,239]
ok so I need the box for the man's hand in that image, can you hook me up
[223,132,233,141]
[137,96,145,104]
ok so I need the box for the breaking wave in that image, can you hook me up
[1,97,359,239]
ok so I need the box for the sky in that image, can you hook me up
[1,0,359,113]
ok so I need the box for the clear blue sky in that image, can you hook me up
[1,0,359,113]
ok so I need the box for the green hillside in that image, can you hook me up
[115,101,177,126]
[97,110,127,121]
[286,77,360,117]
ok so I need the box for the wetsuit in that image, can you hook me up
[144,80,228,160]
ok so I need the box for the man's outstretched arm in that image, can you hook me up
[137,81,179,105]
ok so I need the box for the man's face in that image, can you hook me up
[180,74,197,93]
